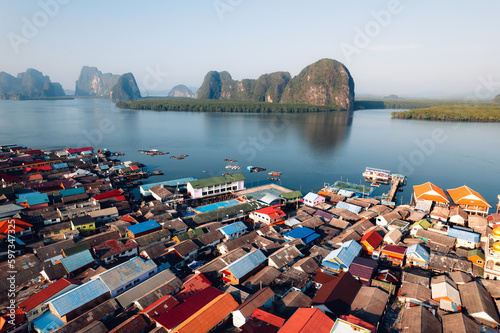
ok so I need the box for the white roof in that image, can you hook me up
[220,249,267,280]
[432,281,461,306]
[303,192,320,202]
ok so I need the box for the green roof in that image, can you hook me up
[175,232,191,242]
[63,242,90,256]
[468,248,485,260]
[411,219,431,230]
[280,191,303,200]
[191,201,265,225]
[188,173,246,189]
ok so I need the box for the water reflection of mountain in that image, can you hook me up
[293,111,353,152]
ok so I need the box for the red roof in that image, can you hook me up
[142,295,179,318]
[375,269,399,284]
[121,214,136,223]
[108,314,148,333]
[176,273,212,302]
[18,278,81,312]
[0,219,32,235]
[23,150,43,155]
[22,167,32,174]
[251,308,285,328]
[66,147,94,154]
[92,189,123,200]
[0,174,20,182]
[32,165,53,172]
[361,231,383,248]
[278,308,334,333]
[382,245,406,255]
[155,286,223,329]
[339,315,376,333]
[254,205,286,220]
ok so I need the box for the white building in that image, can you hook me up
[303,192,325,208]
[187,173,246,199]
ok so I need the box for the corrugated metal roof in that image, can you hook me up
[59,249,94,273]
[60,187,85,197]
[303,192,320,202]
[323,240,362,269]
[218,221,248,237]
[16,192,49,206]
[220,249,267,280]
[126,220,161,235]
[32,311,65,333]
[336,201,363,214]
[406,244,430,263]
[447,227,480,243]
[96,257,157,292]
[48,279,109,317]
[284,226,315,240]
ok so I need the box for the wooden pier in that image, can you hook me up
[386,177,405,202]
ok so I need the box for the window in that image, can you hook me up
[125,283,133,289]
[149,271,155,276]
[477,260,483,265]
[134,278,140,285]
[117,287,124,293]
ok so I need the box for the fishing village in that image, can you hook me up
[1,144,500,333]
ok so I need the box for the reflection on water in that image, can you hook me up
[0,99,499,205]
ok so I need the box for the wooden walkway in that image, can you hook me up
[386,178,403,202]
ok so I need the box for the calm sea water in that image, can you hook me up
[1,99,499,206]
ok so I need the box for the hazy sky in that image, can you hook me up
[1,0,500,97]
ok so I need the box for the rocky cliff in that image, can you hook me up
[197,59,354,110]
[0,69,65,100]
[168,84,196,98]
[75,66,120,97]
[110,73,141,102]
[493,94,500,104]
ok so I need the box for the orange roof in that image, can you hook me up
[413,182,449,203]
[447,185,491,208]
[0,219,32,235]
[278,308,334,333]
[173,293,238,333]
[250,308,285,328]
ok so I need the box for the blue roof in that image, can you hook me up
[52,163,69,169]
[48,279,109,317]
[32,311,65,333]
[140,177,197,196]
[284,226,316,240]
[113,165,126,170]
[406,244,430,263]
[126,220,161,235]
[98,164,110,170]
[16,192,49,206]
[217,221,248,236]
[219,249,267,279]
[323,240,362,269]
[60,187,85,197]
[59,249,94,273]
[447,227,480,243]
[336,201,363,214]
[303,232,321,244]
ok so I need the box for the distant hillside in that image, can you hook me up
[493,94,500,104]
[168,84,196,98]
[0,69,65,100]
[75,66,120,97]
[110,73,141,102]
[197,58,355,111]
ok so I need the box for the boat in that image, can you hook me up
[138,149,168,156]
[247,166,266,173]
[268,171,282,177]
[362,167,391,182]
[371,182,381,187]
[150,170,164,176]
[268,177,280,181]
[223,159,237,163]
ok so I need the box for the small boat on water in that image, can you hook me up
[371,182,381,187]
[150,170,164,176]
[223,159,237,163]
[268,177,280,181]
[222,172,233,176]
[268,171,282,177]
[247,166,266,173]
[138,149,168,156]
